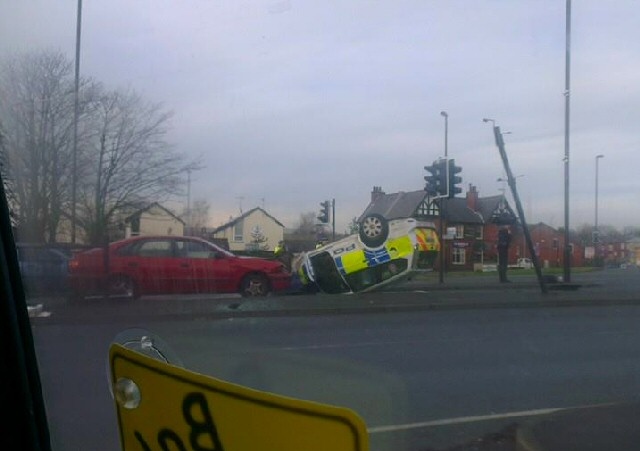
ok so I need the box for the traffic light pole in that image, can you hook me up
[424,156,461,284]
[438,198,445,284]
[331,198,335,241]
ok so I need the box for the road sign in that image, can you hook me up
[109,344,369,451]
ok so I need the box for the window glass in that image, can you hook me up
[136,240,173,258]
[176,240,212,259]
[309,252,350,294]
[233,219,244,242]
[452,247,466,265]
[345,259,409,292]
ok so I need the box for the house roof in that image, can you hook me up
[475,195,503,220]
[360,190,427,220]
[529,222,559,233]
[360,189,484,224]
[442,197,484,224]
[210,207,285,234]
[475,195,518,225]
[124,202,185,224]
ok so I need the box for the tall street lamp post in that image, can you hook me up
[563,0,572,282]
[595,154,604,259]
[71,0,83,243]
[440,111,448,158]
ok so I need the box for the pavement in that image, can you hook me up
[27,266,640,323]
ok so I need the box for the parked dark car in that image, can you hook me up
[67,235,292,300]
[15,243,71,296]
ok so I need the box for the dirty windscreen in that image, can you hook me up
[3,2,640,451]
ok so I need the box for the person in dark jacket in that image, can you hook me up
[497,226,512,283]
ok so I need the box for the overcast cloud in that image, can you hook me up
[2,1,639,232]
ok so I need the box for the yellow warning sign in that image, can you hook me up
[109,344,369,451]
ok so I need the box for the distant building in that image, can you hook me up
[209,207,285,252]
[627,238,640,265]
[124,202,185,238]
[524,222,585,268]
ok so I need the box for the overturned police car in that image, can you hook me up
[294,214,439,294]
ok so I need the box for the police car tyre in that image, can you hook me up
[358,213,389,248]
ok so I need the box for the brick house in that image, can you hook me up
[515,222,585,268]
[599,241,631,266]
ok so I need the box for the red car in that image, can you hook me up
[68,235,291,300]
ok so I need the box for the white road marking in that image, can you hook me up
[367,403,616,433]
[279,336,473,351]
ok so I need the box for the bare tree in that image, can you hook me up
[0,51,71,241]
[1,50,201,245]
[79,86,199,245]
[185,199,211,230]
[0,50,99,242]
[294,211,317,235]
[0,123,17,227]
[347,216,359,235]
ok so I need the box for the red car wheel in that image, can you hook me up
[240,274,269,297]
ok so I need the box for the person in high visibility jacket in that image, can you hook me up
[274,240,293,271]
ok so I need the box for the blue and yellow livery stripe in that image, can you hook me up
[364,248,391,266]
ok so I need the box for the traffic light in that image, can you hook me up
[318,200,330,223]
[424,159,448,197]
[448,159,462,198]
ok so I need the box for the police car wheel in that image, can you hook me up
[358,213,389,247]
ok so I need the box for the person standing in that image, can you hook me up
[497,226,512,283]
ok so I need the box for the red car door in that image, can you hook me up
[173,239,235,293]
[128,238,194,294]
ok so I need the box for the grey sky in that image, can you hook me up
[2,1,639,232]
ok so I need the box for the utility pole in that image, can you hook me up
[563,0,572,282]
[71,0,82,243]
[331,198,336,241]
[186,169,191,227]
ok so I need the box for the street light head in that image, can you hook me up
[440,111,448,117]
[596,154,604,159]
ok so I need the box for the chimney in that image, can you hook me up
[371,186,385,203]
[466,184,478,210]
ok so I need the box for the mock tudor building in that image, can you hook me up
[360,185,518,271]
